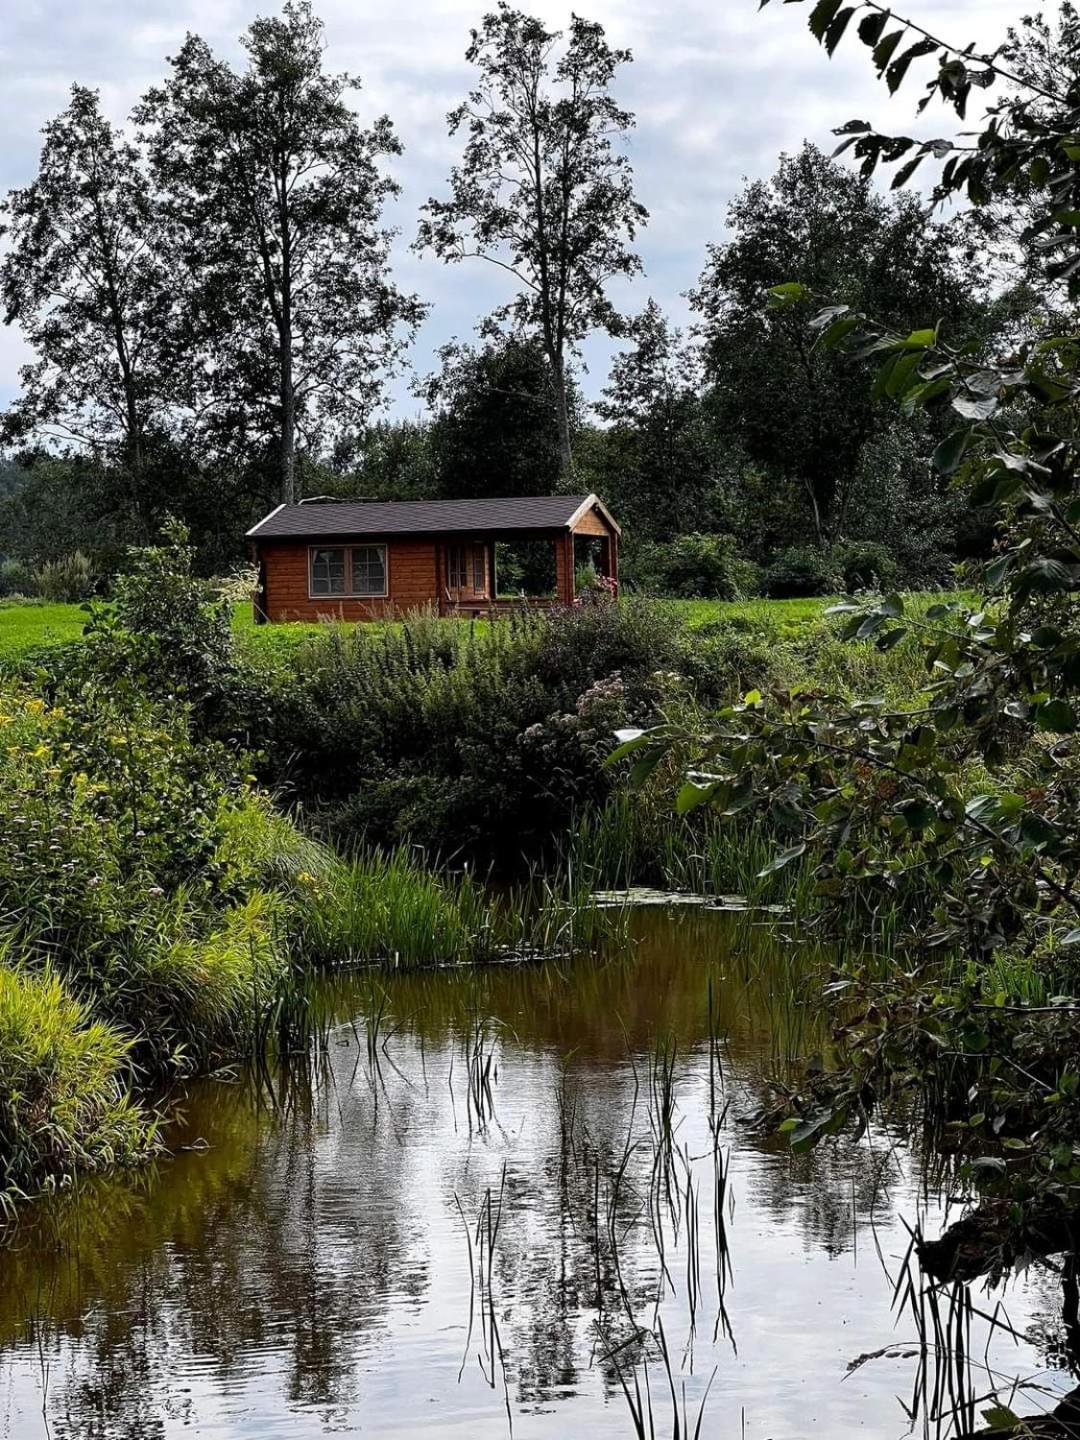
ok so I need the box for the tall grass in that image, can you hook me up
[290,846,620,971]
[0,936,156,1201]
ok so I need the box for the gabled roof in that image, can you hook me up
[247,494,620,541]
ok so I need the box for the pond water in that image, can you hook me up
[0,908,1075,1439]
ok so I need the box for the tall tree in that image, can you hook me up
[136,1,424,507]
[689,143,987,545]
[421,333,569,498]
[0,85,174,512]
[594,300,717,537]
[417,4,647,481]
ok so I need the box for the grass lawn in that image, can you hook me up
[0,593,843,664]
[0,601,90,660]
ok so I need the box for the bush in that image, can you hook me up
[763,545,838,598]
[32,550,95,602]
[626,533,760,600]
[254,601,681,863]
[0,559,32,597]
[832,540,900,593]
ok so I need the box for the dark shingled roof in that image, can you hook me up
[247,494,619,541]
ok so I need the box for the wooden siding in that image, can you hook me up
[261,539,437,622]
[571,505,613,538]
[554,533,575,605]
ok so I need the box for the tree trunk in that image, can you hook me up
[280,344,296,507]
[551,355,573,483]
[279,185,296,507]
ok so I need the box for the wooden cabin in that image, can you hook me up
[246,494,621,623]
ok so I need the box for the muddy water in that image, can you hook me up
[0,908,1074,1438]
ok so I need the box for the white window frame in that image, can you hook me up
[308,544,389,600]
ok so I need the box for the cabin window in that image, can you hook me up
[309,544,387,598]
[310,548,346,596]
[448,546,466,590]
[351,545,386,596]
[447,544,486,593]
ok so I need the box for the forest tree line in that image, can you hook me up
[0,1,1062,596]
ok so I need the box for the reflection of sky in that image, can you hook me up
[0,0,1026,420]
[0,912,1073,1438]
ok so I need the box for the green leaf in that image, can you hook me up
[981,1402,1020,1430]
[933,429,970,475]
[606,731,650,766]
[629,750,665,789]
[676,781,712,815]
[899,328,937,350]
[887,38,938,93]
[953,392,1000,421]
[899,800,936,831]
[892,153,924,188]
[886,350,923,398]
[1036,699,1077,733]
[768,281,809,310]
[758,842,807,877]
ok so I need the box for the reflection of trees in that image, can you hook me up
[0,1061,429,1435]
[0,907,1072,1436]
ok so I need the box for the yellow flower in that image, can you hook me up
[24,698,46,715]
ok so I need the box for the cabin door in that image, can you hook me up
[445,543,489,606]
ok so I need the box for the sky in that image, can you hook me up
[0,0,1024,425]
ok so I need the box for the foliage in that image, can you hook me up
[763,544,837,598]
[830,540,900,593]
[134,0,424,507]
[417,3,647,476]
[0,956,154,1199]
[420,334,572,498]
[0,560,31,598]
[32,551,95,603]
[689,142,989,545]
[253,601,679,863]
[0,85,175,475]
[609,0,1080,1209]
[592,300,722,538]
[627,532,761,600]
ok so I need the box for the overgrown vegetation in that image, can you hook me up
[602,0,1080,1292]
[0,529,640,1200]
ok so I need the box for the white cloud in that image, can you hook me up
[0,0,1027,418]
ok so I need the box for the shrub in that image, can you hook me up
[32,550,95,602]
[763,545,838,598]
[627,533,760,599]
[832,540,900,593]
[0,559,32,598]
[255,602,680,863]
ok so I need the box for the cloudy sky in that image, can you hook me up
[0,0,1023,421]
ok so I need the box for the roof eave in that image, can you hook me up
[245,502,287,539]
[567,493,622,537]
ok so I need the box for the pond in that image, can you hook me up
[0,908,1075,1438]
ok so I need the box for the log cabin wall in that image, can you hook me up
[260,539,438,622]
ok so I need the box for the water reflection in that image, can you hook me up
[0,909,1074,1438]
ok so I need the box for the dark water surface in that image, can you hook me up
[0,909,1074,1438]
